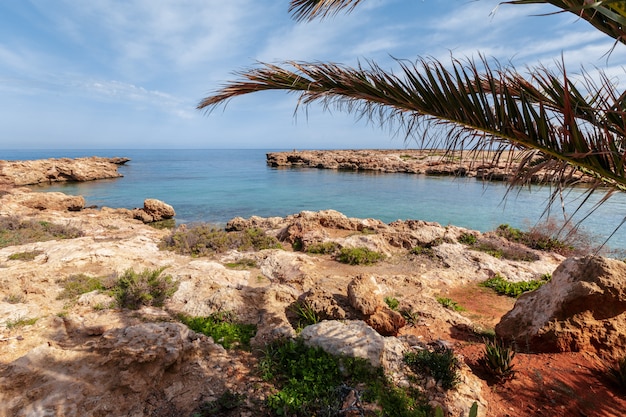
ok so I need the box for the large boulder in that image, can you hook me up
[496,255,626,360]
[132,198,175,223]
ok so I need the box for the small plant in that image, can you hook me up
[224,258,257,269]
[8,250,43,261]
[6,316,38,329]
[178,311,256,350]
[436,297,465,312]
[458,233,477,245]
[335,247,385,265]
[291,301,321,330]
[405,347,461,390]
[192,390,245,416]
[401,309,421,325]
[481,339,516,380]
[57,273,108,300]
[609,356,626,391]
[306,241,339,254]
[111,267,179,309]
[384,296,400,311]
[480,274,546,298]
[3,293,25,304]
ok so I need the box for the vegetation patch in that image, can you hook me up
[259,337,430,417]
[0,216,83,248]
[480,274,549,298]
[178,311,256,350]
[3,293,25,304]
[6,316,38,329]
[410,245,434,257]
[306,241,339,254]
[57,273,108,300]
[335,247,385,265]
[496,223,577,255]
[111,267,179,309]
[609,356,626,391]
[436,297,465,312]
[160,224,281,257]
[458,233,477,245]
[289,301,321,332]
[8,250,43,261]
[405,347,461,390]
[384,296,400,311]
[224,258,257,269]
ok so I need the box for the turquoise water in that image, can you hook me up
[3,149,625,250]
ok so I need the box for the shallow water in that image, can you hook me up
[3,148,625,251]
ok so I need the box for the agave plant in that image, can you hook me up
[199,0,626,234]
[481,338,516,380]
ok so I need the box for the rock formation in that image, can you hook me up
[0,156,129,186]
[496,255,626,361]
[266,150,590,184]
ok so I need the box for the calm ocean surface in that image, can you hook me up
[3,149,626,251]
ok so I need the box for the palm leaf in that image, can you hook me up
[289,0,363,22]
[198,58,626,191]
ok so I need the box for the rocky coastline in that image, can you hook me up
[266,149,590,183]
[0,157,625,416]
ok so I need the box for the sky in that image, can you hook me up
[1,0,626,150]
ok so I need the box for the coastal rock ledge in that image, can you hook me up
[267,149,589,183]
[0,156,129,187]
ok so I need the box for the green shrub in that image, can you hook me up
[179,311,256,350]
[260,338,429,417]
[0,216,82,248]
[496,222,578,255]
[384,296,400,311]
[8,250,43,261]
[335,247,385,265]
[480,274,547,298]
[404,347,460,390]
[306,241,339,254]
[160,224,281,257]
[458,233,477,245]
[436,297,465,312]
[111,267,178,309]
[481,339,516,380]
[410,245,434,256]
[57,273,107,300]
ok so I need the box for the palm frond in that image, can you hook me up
[289,0,363,22]
[504,1,626,44]
[198,58,626,193]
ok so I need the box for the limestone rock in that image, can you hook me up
[0,156,128,186]
[496,255,626,360]
[9,190,85,211]
[132,198,175,223]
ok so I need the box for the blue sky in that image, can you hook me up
[1,0,625,150]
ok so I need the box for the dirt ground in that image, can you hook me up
[437,285,626,417]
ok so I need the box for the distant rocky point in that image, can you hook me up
[0,156,129,187]
[267,149,588,183]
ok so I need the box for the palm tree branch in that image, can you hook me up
[198,59,626,193]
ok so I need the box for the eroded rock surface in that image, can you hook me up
[496,255,626,360]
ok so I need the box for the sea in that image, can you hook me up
[3,148,626,252]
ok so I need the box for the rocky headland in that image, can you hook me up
[266,149,590,183]
[0,156,625,417]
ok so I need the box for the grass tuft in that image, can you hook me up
[111,267,179,309]
[178,311,256,350]
[404,347,460,390]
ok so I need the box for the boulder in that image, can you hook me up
[13,191,85,211]
[347,274,406,336]
[133,198,175,223]
[496,255,626,360]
